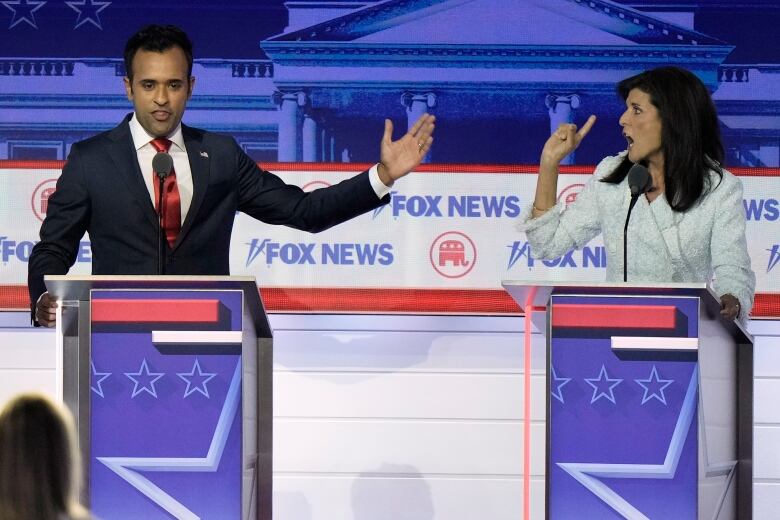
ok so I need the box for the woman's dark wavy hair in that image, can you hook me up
[601,66,724,212]
[124,24,193,81]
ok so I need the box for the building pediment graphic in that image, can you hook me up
[255,0,745,165]
[262,0,732,91]
[266,0,724,46]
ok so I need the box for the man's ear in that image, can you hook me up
[188,76,195,99]
[124,76,133,101]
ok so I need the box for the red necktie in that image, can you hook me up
[150,138,181,247]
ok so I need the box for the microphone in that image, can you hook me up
[152,151,173,276]
[623,163,653,282]
[627,163,652,196]
[152,152,173,180]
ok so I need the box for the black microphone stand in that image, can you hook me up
[623,163,653,282]
[623,194,641,282]
[157,173,166,275]
[152,150,174,276]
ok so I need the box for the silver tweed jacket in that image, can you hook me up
[520,153,756,319]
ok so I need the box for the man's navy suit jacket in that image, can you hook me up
[28,115,388,307]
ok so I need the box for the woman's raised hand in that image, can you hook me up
[540,115,597,166]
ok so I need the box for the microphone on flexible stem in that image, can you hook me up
[152,152,174,276]
[623,163,653,282]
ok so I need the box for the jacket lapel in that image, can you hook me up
[647,196,688,279]
[174,125,210,250]
[630,192,682,281]
[106,116,159,231]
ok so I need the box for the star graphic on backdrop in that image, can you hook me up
[65,0,109,29]
[90,359,111,398]
[2,0,46,29]
[125,358,164,399]
[551,366,572,403]
[585,365,623,404]
[177,358,217,399]
[635,365,674,405]
[99,361,241,519]
[558,366,733,519]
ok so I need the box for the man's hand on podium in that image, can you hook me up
[35,292,57,328]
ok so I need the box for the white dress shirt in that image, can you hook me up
[129,114,194,222]
[128,114,390,224]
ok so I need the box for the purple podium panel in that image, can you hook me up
[548,295,700,519]
[89,289,243,519]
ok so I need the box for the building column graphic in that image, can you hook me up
[401,92,436,163]
[302,113,319,162]
[545,94,581,165]
[320,127,329,162]
[275,91,306,162]
[759,140,779,167]
[328,132,336,163]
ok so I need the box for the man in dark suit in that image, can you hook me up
[28,24,435,326]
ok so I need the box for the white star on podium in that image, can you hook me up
[177,358,217,399]
[635,365,674,405]
[585,364,623,404]
[551,366,572,403]
[125,358,164,398]
[90,359,111,398]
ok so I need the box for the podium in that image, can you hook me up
[503,281,753,520]
[47,275,272,520]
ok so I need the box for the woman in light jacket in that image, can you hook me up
[521,66,755,321]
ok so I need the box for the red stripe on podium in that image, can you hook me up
[259,287,520,313]
[1,286,779,317]
[551,304,677,329]
[91,299,220,323]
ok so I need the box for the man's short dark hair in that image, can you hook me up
[124,24,193,81]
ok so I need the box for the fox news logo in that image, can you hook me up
[744,198,779,221]
[0,237,92,263]
[507,241,607,269]
[374,192,521,219]
[768,244,780,273]
[245,239,393,267]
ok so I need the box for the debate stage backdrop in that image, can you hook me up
[1,0,779,316]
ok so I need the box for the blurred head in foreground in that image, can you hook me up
[0,393,88,520]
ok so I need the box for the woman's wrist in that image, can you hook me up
[532,201,554,213]
[531,200,556,218]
